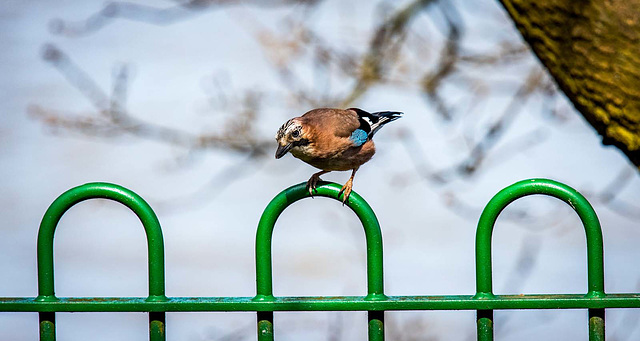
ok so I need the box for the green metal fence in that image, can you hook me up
[0,178,636,340]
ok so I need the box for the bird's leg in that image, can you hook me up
[338,167,359,204]
[307,170,330,196]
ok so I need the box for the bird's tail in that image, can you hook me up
[368,111,403,138]
[349,108,403,138]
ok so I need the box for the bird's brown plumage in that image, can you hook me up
[292,108,375,171]
[300,108,360,138]
[275,107,401,203]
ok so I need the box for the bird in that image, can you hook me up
[275,107,402,203]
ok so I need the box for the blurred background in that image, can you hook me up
[2,0,640,340]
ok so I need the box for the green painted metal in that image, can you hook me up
[475,179,604,298]
[2,293,640,311]
[254,182,385,302]
[257,311,274,341]
[474,178,604,340]
[34,182,166,341]
[254,182,386,340]
[589,309,605,341]
[0,178,625,340]
[368,310,385,341]
[476,310,493,341]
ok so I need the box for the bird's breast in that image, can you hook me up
[291,140,376,171]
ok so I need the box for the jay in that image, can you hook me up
[275,107,402,203]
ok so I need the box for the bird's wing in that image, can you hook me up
[301,108,361,138]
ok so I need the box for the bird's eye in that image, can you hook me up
[292,130,300,138]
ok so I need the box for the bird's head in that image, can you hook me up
[275,118,309,159]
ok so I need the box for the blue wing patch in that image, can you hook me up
[349,129,369,146]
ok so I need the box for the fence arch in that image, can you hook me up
[253,181,386,341]
[1,178,637,341]
[474,179,604,340]
[35,182,166,341]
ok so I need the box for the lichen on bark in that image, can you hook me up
[498,0,640,169]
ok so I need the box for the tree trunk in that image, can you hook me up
[498,0,640,169]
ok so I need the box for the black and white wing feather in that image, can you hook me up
[349,108,403,139]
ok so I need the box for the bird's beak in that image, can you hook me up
[275,143,293,159]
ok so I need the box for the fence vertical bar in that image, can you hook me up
[149,312,166,341]
[476,309,493,341]
[255,182,386,340]
[257,311,274,341]
[36,183,167,341]
[589,308,605,341]
[368,310,384,341]
[475,179,604,340]
[39,312,55,341]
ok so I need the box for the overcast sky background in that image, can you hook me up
[2,1,640,340]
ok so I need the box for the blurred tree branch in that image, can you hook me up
[339,0,438,107]
[30,0,640,222]
[30,44,271,157]
[49,0,321,37]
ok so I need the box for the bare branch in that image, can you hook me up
[32,44,272,156]
[436,67,545,179]
[340,0,438,107]
[49,0,321,37]
[420,2,463,120]
[41,44,110,110]
[459,43,529,66]
[592,167,640,221]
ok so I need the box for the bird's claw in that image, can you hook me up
[338,182,353,205]
[306,175,322,198]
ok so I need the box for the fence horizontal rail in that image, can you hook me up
[2,294,640,312]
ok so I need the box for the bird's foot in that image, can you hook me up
[338,179,353,205]
[306,170,330,197]
[306,173,323,197]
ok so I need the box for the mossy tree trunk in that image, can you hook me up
[498,0,640,169]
